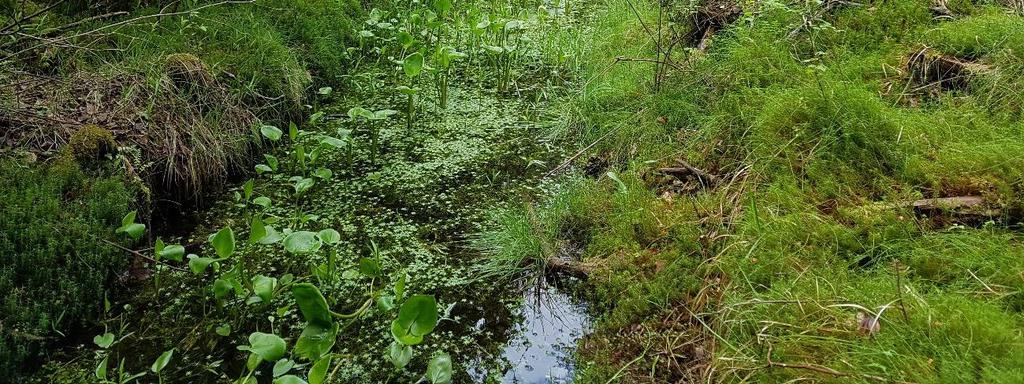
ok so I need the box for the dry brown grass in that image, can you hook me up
[0,53,257,201]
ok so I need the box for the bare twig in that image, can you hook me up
[543,108,643,178]
[0,0,70,35]
[98,238,188,272]
[660,159,720,187]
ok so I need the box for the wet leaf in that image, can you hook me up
[211,227,235,258]
[243,332,286,362]
[388,341,413,369]
[426,353,453,383]
[284,231,321,254]
[261,125,283,141]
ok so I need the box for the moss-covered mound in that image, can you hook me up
[1,0,363,202]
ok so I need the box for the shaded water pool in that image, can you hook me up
[469,283,593,383]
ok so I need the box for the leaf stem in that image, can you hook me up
[330,297,373,319]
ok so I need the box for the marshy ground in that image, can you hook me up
[3,0,1024,383]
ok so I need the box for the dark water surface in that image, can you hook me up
[469,284,592,383]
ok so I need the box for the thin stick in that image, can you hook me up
[543,108,643,178]
[98,238,188,272]
[0,0,69,35]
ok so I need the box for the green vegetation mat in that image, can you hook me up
[3,0,1024,383]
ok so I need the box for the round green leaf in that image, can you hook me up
[253,275,277,303]
[390,320,423,345]
[93,333,114,349]
[273,375,307,384]
[261,125,283,141]
[317,229,341,244]
[397,295,438,337]
[211,227,235,258]
[253,196,272,208]
[294,322,339,361]
[320,136,346,149]
[187,255,216,275]
[284,231,321,254]
[403,52,424,78]
[272,358,295,378]
[398,31,415,48]
[117,223,145,240]
[388,341,413,369]
[157,244,185,262]
[426,353,453,384]
[359,258,381,277]
[245,332,286,362]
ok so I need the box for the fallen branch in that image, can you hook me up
[544,109,640,179]
[659,159,720,187]
[98,238,188,272]
[545,257,595,278]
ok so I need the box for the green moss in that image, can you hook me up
[485,0,1024,382]
[62,124,117,169]
[0,160,134,379]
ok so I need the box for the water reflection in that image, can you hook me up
[470,283,592,383]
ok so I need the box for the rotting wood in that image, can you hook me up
[930,0,953,19]
[659,159,720,188]
[545,257,596,278]
[910,196,1000,217]
[907,47,990,91]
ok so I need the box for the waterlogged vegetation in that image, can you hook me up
[8,0,591,382]
[4,0,1024,383]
